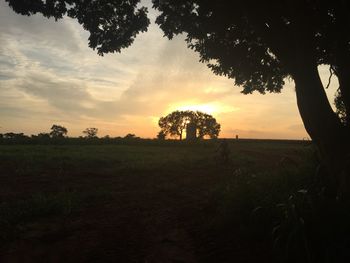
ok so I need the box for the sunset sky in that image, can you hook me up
[0,0,339,139]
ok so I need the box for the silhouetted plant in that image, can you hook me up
[37,132,50,139]
[158,110,220,140]
[157,130,166,140]
[334,89,348,126]
[215,139,230,164]
[50,125,68,138]
[124,133,139,140]
[83,127,98,138]
[272,188,350,263]
[3,133,28,139]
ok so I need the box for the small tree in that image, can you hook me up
[157,130,166,140]
[83,127,98,138]
[50,124,67,138]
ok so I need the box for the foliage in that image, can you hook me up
[334,89,348,126]
[83,127,98,138]
[151,1,349,98]
[124,133,139,139]
[158,110,220,140]
[158,110,190,140]
[5,0,150,55]
[272,189,350,263]
[157,130,166,140]
[50,124,68,138]
[196,111,221,139]
[2,132,28,139]
[36,132,50,139]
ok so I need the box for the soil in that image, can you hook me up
[0,166,272,263]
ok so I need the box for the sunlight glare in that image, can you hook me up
[167,102,240,116]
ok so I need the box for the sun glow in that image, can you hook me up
[177,104,217,114]
[167,102,240,116]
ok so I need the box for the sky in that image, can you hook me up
[0,0,339,139]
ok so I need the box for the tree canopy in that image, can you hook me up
[158,110,220,140]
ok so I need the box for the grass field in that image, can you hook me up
[0,140,316,262]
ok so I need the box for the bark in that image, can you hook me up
[292,62,349,198]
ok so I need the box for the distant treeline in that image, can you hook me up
[0,130,188,145]
[0,133,311,146]
[0,134,210,146]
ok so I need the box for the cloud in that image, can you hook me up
[0,0,310,139]
[0,1,83,53]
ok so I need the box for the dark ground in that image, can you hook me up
[0,140,314,262]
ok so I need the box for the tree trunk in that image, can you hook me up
[292,62,349,198]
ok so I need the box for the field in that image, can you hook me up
[0,140,316,262]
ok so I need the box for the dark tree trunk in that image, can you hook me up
[292,62,350,198]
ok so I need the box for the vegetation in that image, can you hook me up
[334,89,348,126]
[158,110,220,140]
[50,124,68,138]
[82,127,98,138]
[156,130,166,140]
[0,125,142,144]
[0,139,329,262]
[1,139,350,261]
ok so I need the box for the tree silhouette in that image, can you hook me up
[196,111,221,139]
[50,124,67,138]
[158,110,220,140]
[83,127,98,138]
[159,110,189,140]
[157,130,166,140]
[7,1,350,196]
